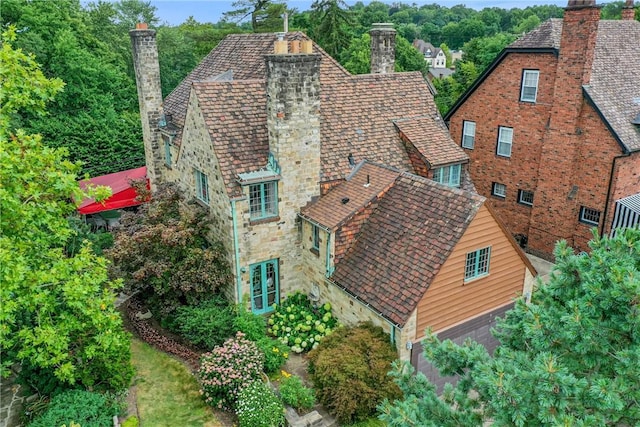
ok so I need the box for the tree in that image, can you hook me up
[340,32,425,76]
[380,228,640,426]
[222,0,286,32]
[107,183,232,316]
[0,27,133,392]
[309,0,353,59]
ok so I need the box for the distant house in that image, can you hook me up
[445,0,640,260]
[130,23,535,367]
[413,39,456,80]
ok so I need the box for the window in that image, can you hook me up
[433,164,461,188]
[518,190,534,206]
[465,247,491,281]
[492,182,506,198]
[194,169,209,205]
[462,121,476,149]
[312,224,320,252]
[520,70,539,102]
[579,206,601,226]
[497,127,513,157]
[163,135,172,167]
[249,181,278,220]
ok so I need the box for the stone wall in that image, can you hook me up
[370,23,396,74]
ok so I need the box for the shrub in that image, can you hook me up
[199,332,264,410]
[169,295,236,350]
[257,337,289,374]
[236,382,285,427]
[279,373,315,411]
[233,304,267,341]
[27,389,119,427]
[268,292,339,353]
[307,322,401,424]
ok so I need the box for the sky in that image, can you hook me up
[146,0,569,26]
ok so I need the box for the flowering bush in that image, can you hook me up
[268,292,339,353]
[279,372,315,411]
[236,382,285,427]
[257,337,289,374]
[199,332,264,410]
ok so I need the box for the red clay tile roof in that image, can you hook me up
[192,80,268,198]
[299,162,401,230]
[330,170,485,327]
[393,116,469,167]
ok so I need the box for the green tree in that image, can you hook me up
[0,27,133,392]
[340,32,425,75]
[309,0,353,59]
[462,33,516,72]
[223,0,286,32]
[380,228,640,426]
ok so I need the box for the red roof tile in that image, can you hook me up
[394,116,468,167]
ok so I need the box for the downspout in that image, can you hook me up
[601,153,629,236]
[231,199,242,303]
[325,231,332,277]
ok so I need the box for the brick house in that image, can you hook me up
[130,25,535,363]
[444,0,640,260]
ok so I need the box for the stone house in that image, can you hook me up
[130,24,535,364]
[444,0,640,260]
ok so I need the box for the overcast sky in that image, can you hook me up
[147,0,569,26]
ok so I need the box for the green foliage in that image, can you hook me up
[234,302,268,341]
[268,292,339,353]
[236,381,285,427]
[461,33,517,72]
[340,32,425,75]
[107,183,232,316]
[279,374,315,411]
[380,229,640,426]
[27,389,119,427]
[169,296,236,350]
[257,337,289,374]
[309,0,353,59]
[308,322,401,424]
[199,332,265,410]
[65,216,114,257]
[223,0,287,32]
[121,416,139,427]
[0,29,132,392]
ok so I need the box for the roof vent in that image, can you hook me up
[348,153,356,168]
[341,197,350,204]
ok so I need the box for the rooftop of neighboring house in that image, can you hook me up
[315,162,485,327]
[413,39,440,58]
[446,17,640,153]
[165,31,467,197]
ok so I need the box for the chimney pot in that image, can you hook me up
[135,23,148,30]
[301,40,313,54]
[566,0,596,9]
[291,40,301,54]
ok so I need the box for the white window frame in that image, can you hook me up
[462,121,476,149]
[520,69,539,102]
[194,169,209,205]
[497,126,513,158]
[492,182,506,198]
[464,246,491,282]
[518,190,534,206]
[579,206,601,226]
[433,164,461,188]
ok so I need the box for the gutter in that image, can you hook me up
[231,198,243,303]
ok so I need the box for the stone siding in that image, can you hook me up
[370,24,396,74]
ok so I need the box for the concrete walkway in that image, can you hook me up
[526,253,555,283]
[0,373,25,427]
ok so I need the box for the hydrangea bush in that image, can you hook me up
[236,382,285,427]
[267,292,339,353]
[198,332,264,410]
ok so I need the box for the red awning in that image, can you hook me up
[78,166,149,214]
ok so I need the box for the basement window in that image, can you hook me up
[579,206,601,226]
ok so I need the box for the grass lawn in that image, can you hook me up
[130,338,222,426]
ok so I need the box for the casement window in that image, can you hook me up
[312,224,320,252]
[492,182,507,198]
[497,126,513,158]
[163,135,172,167]
[433,164,461,188]
[194,169,209,205]
[462,121,476,149]
[465,247,491,281]
[518,190,534,206]
[249,181,278,220]
[579,206,601,226]
[520,70,539,102]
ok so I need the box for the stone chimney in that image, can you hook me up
[622,0,636,20]
[130,23,164,188]
[370,23,396,74]
[265,36,322,206]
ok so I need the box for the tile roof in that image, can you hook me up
[584,20,640,153]
[192,80,268,198]
[509,18,562,50]
[330,171,485,327]
[394,116,468,167]
[299,162,401,230]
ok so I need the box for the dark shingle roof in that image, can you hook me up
[299,162,401,230]
[509,18,562,50]
[584,20,640,152]
[330,170,485,327]
[394,116,468,167]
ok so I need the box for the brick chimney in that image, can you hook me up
[265,36,322,206]
[622,0,636,20]
[130,23,164,188]
[370,23,396,74]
